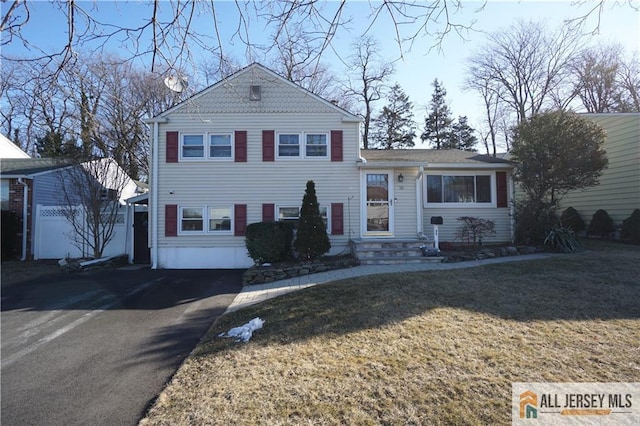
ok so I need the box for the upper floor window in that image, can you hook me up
[305,134,328,157]
[426,174,492,205]
[209,134,232,158]
[181,133,233,160]
[182,134,204,158]
[278,134,300,157]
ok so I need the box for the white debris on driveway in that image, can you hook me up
[218,317,264,343]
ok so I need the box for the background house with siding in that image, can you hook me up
[559,113,640,227]
[1,158,139,260]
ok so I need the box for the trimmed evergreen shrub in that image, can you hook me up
[294,181,331,261]
[621,209,640,244]
[245,221,294,264]
[515,199,558,245]
[560,207,586,233]
[587,209,615,238]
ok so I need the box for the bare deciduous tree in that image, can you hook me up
[343,37,394,149]
[57,158,132,259]
[467,20,585,123]
[571,43,624,112]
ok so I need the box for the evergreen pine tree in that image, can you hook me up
[448,116,478,151]
[294,181,331,261]
[421,79,454,149]
[371,83,416,149]
[35,131,83,159]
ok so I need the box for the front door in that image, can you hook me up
[364,172,394,236]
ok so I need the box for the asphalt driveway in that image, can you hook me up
[1,267,243,426]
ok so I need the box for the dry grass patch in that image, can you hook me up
[141,241,640,425]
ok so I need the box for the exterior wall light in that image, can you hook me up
[398,173,404,183]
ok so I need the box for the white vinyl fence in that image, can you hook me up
[34,205,126,260]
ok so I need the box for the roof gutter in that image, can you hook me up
[17,177,29,261]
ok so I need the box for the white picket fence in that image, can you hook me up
[34,205,127,260]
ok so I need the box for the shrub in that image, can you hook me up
[587,209,615,238]
[621,209,640,244]
[515,200,558,245]
[544,226,582,253]
[245,221,294,264]
[560,207,585,233]
[454,216,496,246]
[294,181,331,261]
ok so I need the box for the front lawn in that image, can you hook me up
[141,241,640,425]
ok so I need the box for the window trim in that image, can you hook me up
[207,206,233,233]
[304,132,330,158]
[275,132,331,159]
[276,204,330,233]
[179,132,234,161]
[178,205,234,235]
[423,172,496,208]
[276,132,302,159]
[179,206,205,233]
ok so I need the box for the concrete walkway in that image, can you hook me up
[225,253,554,313]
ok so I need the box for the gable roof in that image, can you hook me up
[0,158,72,176]
[152,62,361,121]
[0,134,30,158]
[360,149,514,168]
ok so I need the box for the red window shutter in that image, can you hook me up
[166,131,178,163]
[262,203,275,222]
[262,130,275,162]
[331,130,343,162]
[331,203,344,235]
[235,130,247,162]
[496,171,508,208]
[165,204,178,237]
[234,204,247,236]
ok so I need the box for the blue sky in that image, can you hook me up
[4,1,639,147]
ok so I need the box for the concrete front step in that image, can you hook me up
[358,256,444,265]
[351,239,442,265]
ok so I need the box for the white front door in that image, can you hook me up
[363,171,394,236]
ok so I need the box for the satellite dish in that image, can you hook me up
[164,74,188,93]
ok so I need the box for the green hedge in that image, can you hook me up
[245,221,294,264]
[621,209,640,244]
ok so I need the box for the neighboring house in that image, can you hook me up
[0,158,141,260]
[0,134,30,159]
[559,113,640,227]
[147,63,516,269]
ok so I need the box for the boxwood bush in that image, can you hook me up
[560,207,586,233]
[621,209,640,244]
[587,209,615,238]
[245,221,294,264]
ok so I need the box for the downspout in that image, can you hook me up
[509,170,516,244]
[416,166,424,238]
[17,177,28,261]
[151,121,159,269]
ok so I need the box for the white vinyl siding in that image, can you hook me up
[392,168,418,239]
[422,207,512,244]
[157,113,360,254]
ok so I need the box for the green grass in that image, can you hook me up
[141,240,640,425]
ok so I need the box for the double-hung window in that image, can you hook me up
[305,134,328,157]
[209,134,232,158]
[180,206,233,234]
[278,134,300,157]
[182,134,204,158]
[181,133,233,160]
[426,174,493,205]
[208,206,232,232]
[277,205,329,231]
[180,207,204,232]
